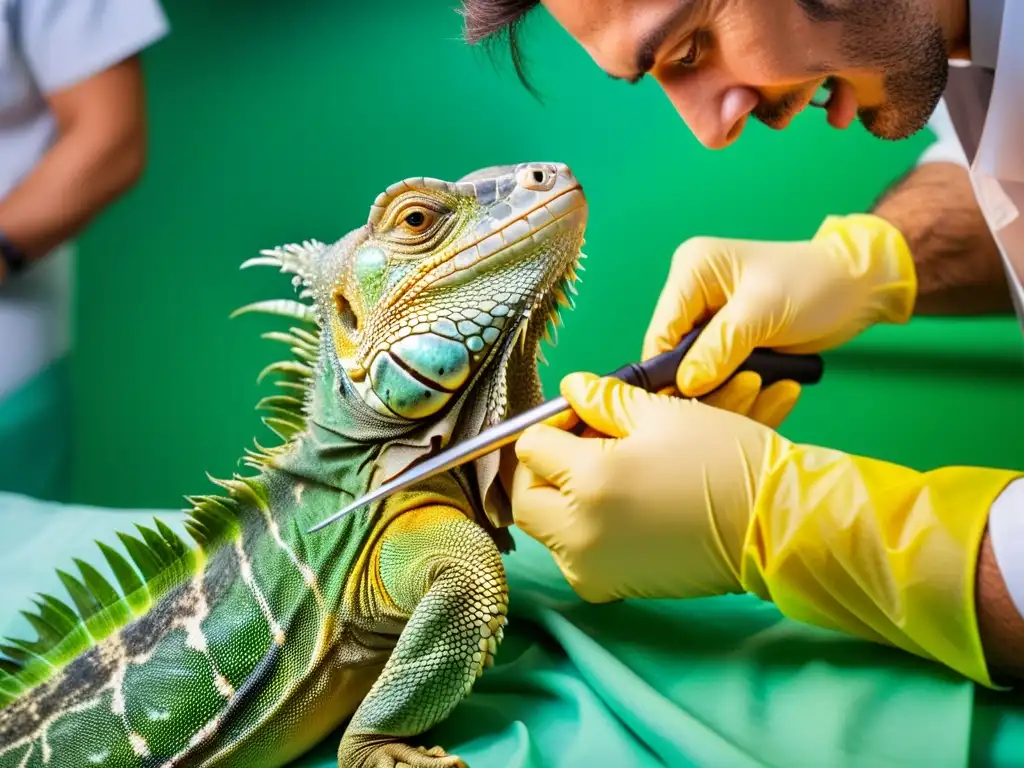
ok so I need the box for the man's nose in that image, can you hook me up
[661,81,759,149]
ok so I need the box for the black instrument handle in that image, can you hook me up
[605,324,824,394]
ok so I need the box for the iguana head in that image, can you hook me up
[239,162,586,530]
[320,161,585,422]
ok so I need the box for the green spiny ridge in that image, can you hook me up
[0,163,587,768]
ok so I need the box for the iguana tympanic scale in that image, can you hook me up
[0,162,587,768]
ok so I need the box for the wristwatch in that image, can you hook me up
[0,228,28,281]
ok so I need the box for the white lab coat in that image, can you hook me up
[915,0,1024,629]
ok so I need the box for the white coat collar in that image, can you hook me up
[970,0,1006,69]
[969,0,1022,187]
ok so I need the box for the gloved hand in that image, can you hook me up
[682,369,801,430]
[643,213,917,397]
[512,371,1022,689]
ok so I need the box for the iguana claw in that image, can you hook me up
[338,737,467,768]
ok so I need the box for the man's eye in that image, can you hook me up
[673,36,701,67]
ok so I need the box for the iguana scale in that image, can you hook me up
[0,162,587,768]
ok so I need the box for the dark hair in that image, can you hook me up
[458,0,542,96]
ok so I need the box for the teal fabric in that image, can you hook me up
[2,492,1023,767]
[0,356,72,502]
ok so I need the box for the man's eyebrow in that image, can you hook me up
[606,1,697,84]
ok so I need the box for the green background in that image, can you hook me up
[69,0,1024,509]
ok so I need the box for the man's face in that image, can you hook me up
[539,0,952,148]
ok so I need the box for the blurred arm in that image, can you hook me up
[0,0,168,281]
[0,58,150,263]
[869,99,1012,315]
[979,481,1024,682]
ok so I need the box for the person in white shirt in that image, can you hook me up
[0,0,169,501]
[460,0,1024,687]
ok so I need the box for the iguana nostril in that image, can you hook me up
[334,291,359,332]
[519,165,556,191]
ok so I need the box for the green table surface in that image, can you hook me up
[3,492,1023,768]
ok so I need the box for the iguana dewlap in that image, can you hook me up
[0,162,587,768]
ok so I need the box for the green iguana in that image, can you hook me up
[0,162,587,768]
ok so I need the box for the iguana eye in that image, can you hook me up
[401,209,432,232]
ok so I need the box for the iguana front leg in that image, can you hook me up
[338,505,508,768]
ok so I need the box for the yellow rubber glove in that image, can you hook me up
[546,371,802,433]
[643,213,917,397]
[685,369,802,430]
[513,372,1023,688]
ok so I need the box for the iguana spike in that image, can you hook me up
[19,610,62,650]
[203,475,265,512]
[31,596,77,638]
[186,491,242,549]
[553,286,573,309]
[231,299,318,326]
[96,541,147,614]
[241,456,265,471]
[257,360,313,383]
[0,642,51,681]
[57,568,101,621]
[261,330,303,347]
[251,437,278,456]
[256,395,307,426]
[259,330,318,360]
[258,404,305,425]
[290,327,320,347]
[257,394,304,410]
[239,256,283,270]
[116,532,163,583]
[241,239,325,287]
[135,524,176,568]
[274,380,308,394]
[154,519,189,559]
[183,519,211,547]
[544,315,560,347]
[0,664,23,694]
[262,416,303,442]
[229,474,270,510]
[73,558,121,612]
[72,557,131,633]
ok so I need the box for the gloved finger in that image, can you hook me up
[541,407,581,433]
[699,370,763,416]
[747,380,802,429]
[559,372,666,438]
[641,237,732,361]
[509,462,569,537]
[674,288,777,397]
[515,420,609,486]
